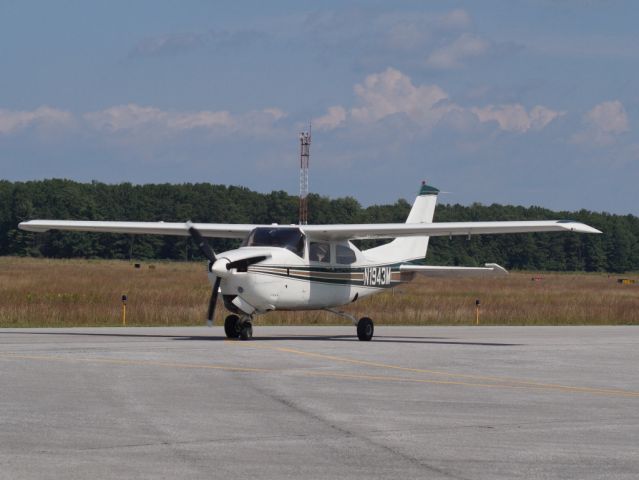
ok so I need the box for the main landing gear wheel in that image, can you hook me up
[239,322,253,341]
[357,317,374,341]
[224,314,240,339]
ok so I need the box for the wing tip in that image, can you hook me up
[18,220,43,232]
[556,220,602,234]
[565,222,602,234]
[484,263,509,275]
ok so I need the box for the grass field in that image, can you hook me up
[1,256,638,328]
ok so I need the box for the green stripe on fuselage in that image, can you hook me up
[249,263,405,288]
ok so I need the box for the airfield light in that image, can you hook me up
[121,294,128,326]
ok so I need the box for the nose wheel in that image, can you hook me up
[224,314,240,338]
[224,314,253,340]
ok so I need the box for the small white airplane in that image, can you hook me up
[19,181,601,341]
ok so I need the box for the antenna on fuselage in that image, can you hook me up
[298,125,311,225]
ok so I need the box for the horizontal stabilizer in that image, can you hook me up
[399,263,508,277]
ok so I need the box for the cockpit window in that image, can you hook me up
[309,242,331,263]
[336,244,357,264]
[244,227,305,258]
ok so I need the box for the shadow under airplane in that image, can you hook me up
[0,330,522,347]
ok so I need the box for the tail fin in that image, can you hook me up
[363,182,439,263]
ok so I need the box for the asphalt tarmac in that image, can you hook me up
[1,326,638,480]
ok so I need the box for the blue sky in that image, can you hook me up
[1,1,637,214]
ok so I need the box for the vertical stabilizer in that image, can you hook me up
[363,182,439,263]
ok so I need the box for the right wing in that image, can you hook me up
[18,220,256,239]
[400,263,508,277]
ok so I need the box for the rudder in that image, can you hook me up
[363,182,439,263]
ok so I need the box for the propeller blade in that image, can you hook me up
[206,276,222,327]
[186,222,216,263]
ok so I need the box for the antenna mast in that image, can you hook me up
[298,126,311,225]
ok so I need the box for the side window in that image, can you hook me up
[336,244,356,264]
[309,242,331,263]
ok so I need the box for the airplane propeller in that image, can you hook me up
[206,277,222,327]
[187,222,221,327]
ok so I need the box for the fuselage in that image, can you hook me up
[208,227,415,315]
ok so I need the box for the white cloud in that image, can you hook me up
[571,100,629,146]
[381,9,470,52]
[128,29,269,59]
[85,104,179,132]
[0,106,73,135]
[262,108,287,121]
[439,9,472,30]
[315,68,562,135]
[426,33,490,69]
[84,104,285,137]
[129,33,204,58]
[313,106,347,131]
[350,68,456,129]
[471,104,565,132]
[585,100,629,134]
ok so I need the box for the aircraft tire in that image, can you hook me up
[357,317,374,341]
[239,322,253,341]
[224,314,240,338]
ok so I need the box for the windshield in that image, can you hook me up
[244,227,305,258]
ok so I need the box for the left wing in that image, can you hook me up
[400,263,508,277]
[302,220,601,240]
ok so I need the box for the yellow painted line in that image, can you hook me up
[0,352,609,395]
[235,343,639,398]
[305,372,639,397]
[0,353,271,373]
[294,370,639,397]
[298,370,539,390]
[2,351,638,398]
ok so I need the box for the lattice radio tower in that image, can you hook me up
[298,127,311,225]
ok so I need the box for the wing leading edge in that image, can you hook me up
[19,219,601,240]
[18,220,256,239]
[301,220,601,240]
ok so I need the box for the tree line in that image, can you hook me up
[1,179,637,272]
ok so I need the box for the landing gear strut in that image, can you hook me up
[224,314,253,340]
[324,309,375,341]
[239,322,253,340]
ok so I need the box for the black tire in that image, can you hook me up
[239,322,253,341]
[224,315,240,338]
[357,317,374,341]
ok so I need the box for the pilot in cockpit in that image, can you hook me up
[309,242,330,263]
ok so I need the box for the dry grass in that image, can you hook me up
[1,257,638,328]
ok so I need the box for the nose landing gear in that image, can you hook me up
[224,314,253,340]
[239,321,253,340]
